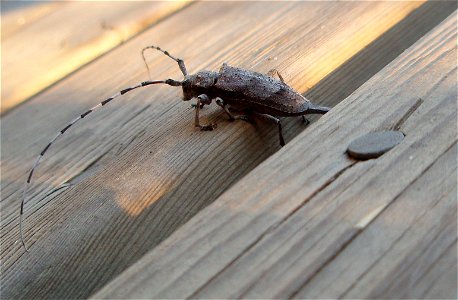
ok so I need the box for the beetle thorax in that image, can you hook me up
[182,71,218,100]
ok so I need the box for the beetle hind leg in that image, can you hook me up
[253,112,285,147]
[301,116,310,125]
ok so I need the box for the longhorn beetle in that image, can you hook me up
[18,45,331,251]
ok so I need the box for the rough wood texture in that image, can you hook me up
[93,11,458,299]
[1,1,455,299]
[1,1,190,114]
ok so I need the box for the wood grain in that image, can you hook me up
[1,1,190,114]
[1,2,64,39]
[1,1,455,299]
[296,145,457,299]
[92,11,457,299]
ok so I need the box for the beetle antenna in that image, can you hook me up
[18,79,181,252]
[142,45,188,78]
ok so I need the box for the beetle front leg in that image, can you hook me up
[191,103,205,109]
[215,98,250,122]
[253,112,285,146]
[195,94,216,131]
[192,93,212,109]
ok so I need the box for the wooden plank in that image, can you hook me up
[410,242,457,299]
[295,145,457,299]
[0,1,190,114]
[92,11,457,299]
[1,2,64,39]
[1,1,454,299]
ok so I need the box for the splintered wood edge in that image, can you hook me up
[92,11,457,299]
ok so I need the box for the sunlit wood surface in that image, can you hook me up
[1,2,456,299]
[0,1,190,114]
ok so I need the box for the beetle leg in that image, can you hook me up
[252,112,285,146]
[191,102,206,109]
[301,115,310,125]
[267,69,285,83]
[215,98,250,122]
[192,94,212,110]
[195,94,216,131]
[215,98,233,120]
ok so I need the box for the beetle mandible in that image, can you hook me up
[18,45,330,251]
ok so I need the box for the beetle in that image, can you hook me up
[184,63,331,144]
[18,45,330,251]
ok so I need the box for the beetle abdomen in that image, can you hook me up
[213,64,311,115]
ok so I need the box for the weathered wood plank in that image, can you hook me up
[1,2,63,39]
[0,1,61,38]
[2,2,428,247]
[92,11,457,299]
[1,1,190,114]
[3,1,442,235]
[295,145,457,299]
[1,2,454,299]
[411,241,457,299]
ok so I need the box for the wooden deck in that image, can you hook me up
[1,2,456,299]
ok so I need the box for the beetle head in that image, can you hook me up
[182,71,218,100]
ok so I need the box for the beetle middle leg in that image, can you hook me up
[215,98,250,122]
[252,112,285,146]
[195,94,216,131]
